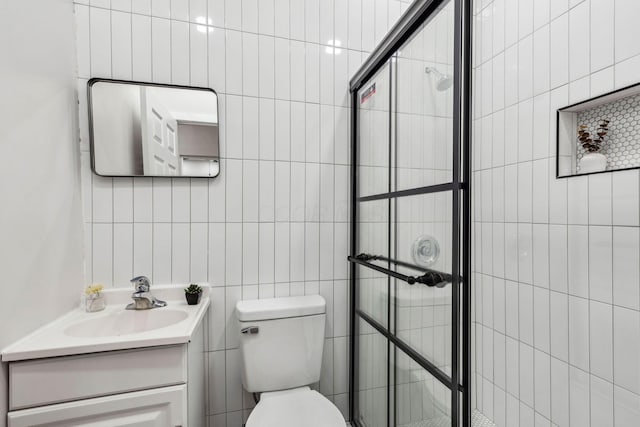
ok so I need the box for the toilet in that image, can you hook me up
[236,295,345,427]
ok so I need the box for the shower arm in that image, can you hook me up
[349,253,453,288]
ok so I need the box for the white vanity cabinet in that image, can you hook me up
[8,385,187,427]
[6,320,206,427]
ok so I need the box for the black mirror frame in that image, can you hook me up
[87,78,220,178]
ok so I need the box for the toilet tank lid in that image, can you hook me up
[235,295,326,321]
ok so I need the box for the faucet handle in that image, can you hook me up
[130,276,150,292]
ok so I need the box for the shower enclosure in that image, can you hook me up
[348,0,471,426]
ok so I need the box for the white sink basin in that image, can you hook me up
[64,309,189,338]
[2,285,211,361]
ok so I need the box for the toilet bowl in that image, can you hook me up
[235,295,344,427]
[246,387,344,427]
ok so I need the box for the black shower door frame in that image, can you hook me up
[348,0,472,426]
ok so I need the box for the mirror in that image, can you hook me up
[88,79,220,177]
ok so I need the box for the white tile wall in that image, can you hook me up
[473,0,640,426]
[75,0,410,425]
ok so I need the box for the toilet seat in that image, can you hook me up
[246,387,345,427]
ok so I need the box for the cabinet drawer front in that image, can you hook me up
[8,384,186,427]
[10,345,187,410]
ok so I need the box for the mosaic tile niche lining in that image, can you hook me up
[576,92,640,173]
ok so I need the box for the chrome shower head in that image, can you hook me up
[436,74,453,91]
[425,66,453,91]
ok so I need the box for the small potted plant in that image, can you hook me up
[184,284,203,305]
[578,119,610,173]
[84,283,105,312]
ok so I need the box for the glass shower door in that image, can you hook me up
[354,60,392,427]
[392,3,456,425]
[351,0,469,426]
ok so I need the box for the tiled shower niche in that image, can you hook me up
[557,83,640,177]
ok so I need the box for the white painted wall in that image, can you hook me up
[0,0,84,425]
[91,83,142,175]
[150,86,219,123]
[75,0,411,425]
[472,0,640,426]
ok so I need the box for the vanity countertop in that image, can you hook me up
[1,285,210,362]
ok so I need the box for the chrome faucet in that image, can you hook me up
[126,276,167,310]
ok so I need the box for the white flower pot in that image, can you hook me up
[580,152,607,173]
[85,293,106,312]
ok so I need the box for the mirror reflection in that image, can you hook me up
[89,79,220,177]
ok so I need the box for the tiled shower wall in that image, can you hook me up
[74,0,410,425]
[472,0,640,426]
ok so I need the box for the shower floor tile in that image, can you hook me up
[471,410,496,427]
[397,409,496,427]
[398,417,450,427]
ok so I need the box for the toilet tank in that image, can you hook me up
[235,295,326,393]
